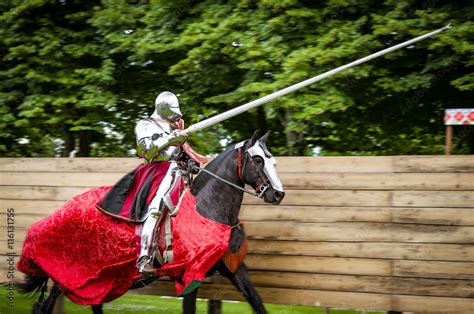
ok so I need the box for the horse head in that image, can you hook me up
[238,130,285,205]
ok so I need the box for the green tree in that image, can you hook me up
[0,0,119,157]
[1,0,472,157]
[122,0,472,155]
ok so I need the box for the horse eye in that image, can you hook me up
[253,157,263,164]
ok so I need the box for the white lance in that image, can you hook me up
[181,24,451,135]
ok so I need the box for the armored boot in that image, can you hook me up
[137,207,165,274]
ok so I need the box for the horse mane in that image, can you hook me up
[190,143,240,194]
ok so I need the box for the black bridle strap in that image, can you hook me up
[237,147,243,182]
[237,145,249,184]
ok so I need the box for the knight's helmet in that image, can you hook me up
[152,91,182,122]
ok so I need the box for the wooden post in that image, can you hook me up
[208,299,222,314]
[445,125,453,155]
[323,307,330,314]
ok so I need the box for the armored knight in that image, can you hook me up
[134,91,208,273]
[134,92,181,273]
[97,91,206,274]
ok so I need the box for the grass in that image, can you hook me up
[0,286,383,314]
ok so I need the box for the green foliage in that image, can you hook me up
[0,0,472,157]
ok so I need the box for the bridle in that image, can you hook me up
[192,144,270,198]
[236,146,271,198]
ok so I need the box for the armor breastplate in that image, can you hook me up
[135,118,181,162]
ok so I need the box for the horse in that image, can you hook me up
[15,130,285,314]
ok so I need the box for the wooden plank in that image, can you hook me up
[390,207,474,225]
[3,171,474,191]
[5,265,469,298]
[244,190,391,206]
[0,228,27,242]
[0,172,122,187]
[0,254,377,277]
[0,187,392,206]
[2,267,472,310]
[0,186,91,201]
[243,222,474,243]
[277,156,395,173]
[240,205,474,226]
[134,282,474,312]
[393,260,474,279]
[394,156,474,173]
[221,271,474,298]
[246,240,474,262]
[2,240,472,264]
[0,241,23,255]
[0,158,59,172]
[0,156,395,173]
[3,251,471,279]
[0,255,21,268]
[0,200,65,215]
[1,156,471,174]
[1,199,473,227]
[2,221,473,244]
[3,240,473,262]
[392,191,474,208]
[280,173,474,190]
[0,213,45,228]
[3,201,472,226]
[245,255,474,279]
[245,255,390,276]
[0,158,140,173]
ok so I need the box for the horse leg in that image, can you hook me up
[33,283,62,314]
[92,304,103,314]
[182,286,199,314]
[218,262,266,314]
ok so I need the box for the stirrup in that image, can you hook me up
[137,256,156,275]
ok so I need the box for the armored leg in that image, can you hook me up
[137,161,177,273]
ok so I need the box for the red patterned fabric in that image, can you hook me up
[17,186,137,304]
[17,187,231,304]
[155,192,231,295]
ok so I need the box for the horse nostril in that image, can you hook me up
[274,191,285,200]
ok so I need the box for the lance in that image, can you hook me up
[181,24,451,135]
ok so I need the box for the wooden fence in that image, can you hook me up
[0,156,473,312]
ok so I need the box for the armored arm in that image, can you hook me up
[135,119,187,162]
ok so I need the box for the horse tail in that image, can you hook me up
[16,275,60,314]
[15,275,48,294]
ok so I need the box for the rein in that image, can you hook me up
[193,165,258,197]
[192,147,268,198]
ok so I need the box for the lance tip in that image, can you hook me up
[442,23,452,31]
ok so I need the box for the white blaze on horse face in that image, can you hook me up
[247,141,284,193]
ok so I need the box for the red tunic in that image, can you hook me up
[96,162,171,222]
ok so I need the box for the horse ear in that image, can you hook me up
[250,130,261,145]
[259,131,270,143]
